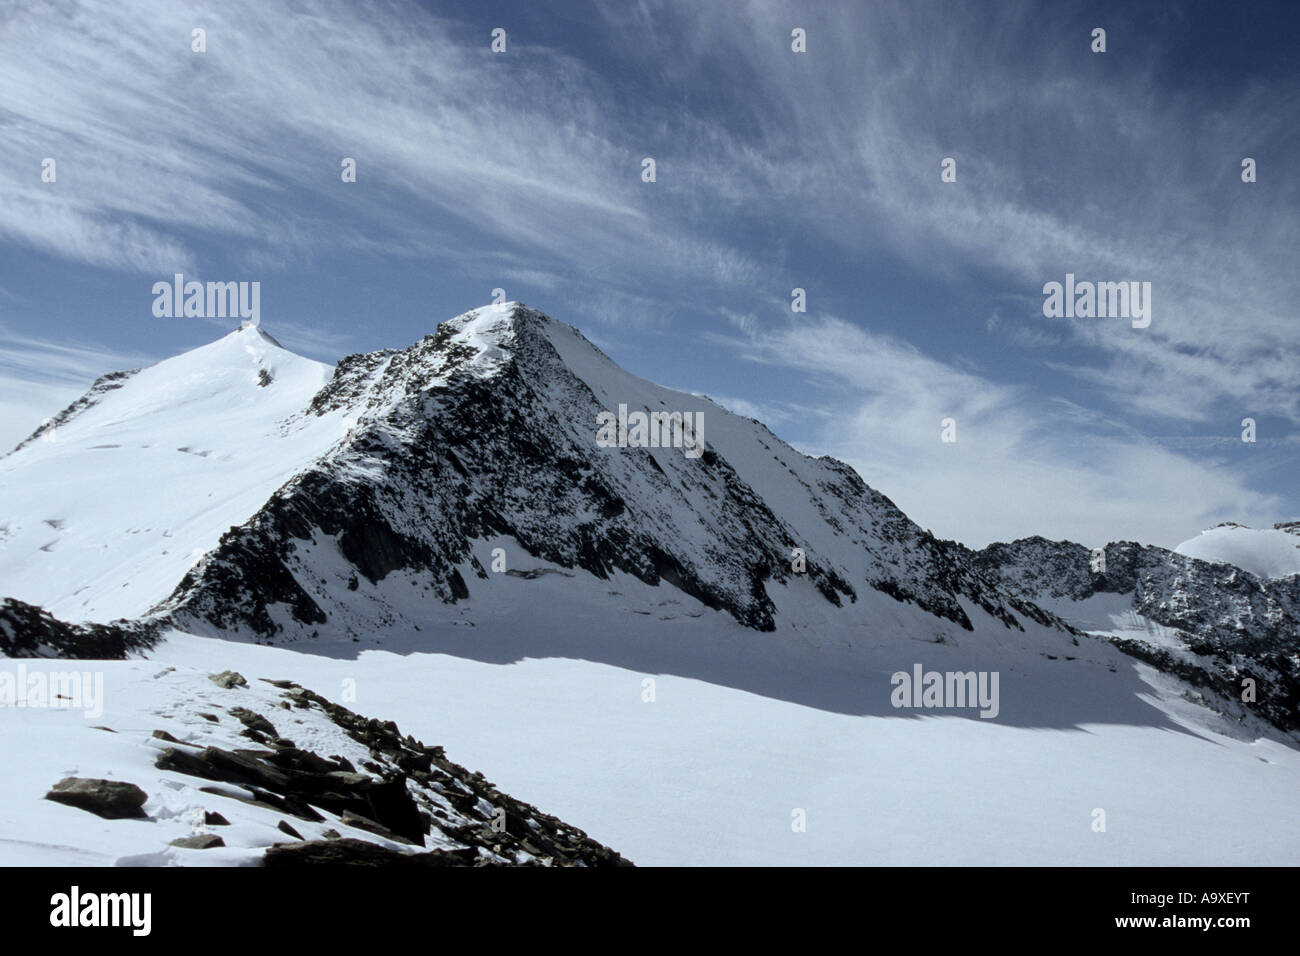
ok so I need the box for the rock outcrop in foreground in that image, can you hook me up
[40,668,632,867]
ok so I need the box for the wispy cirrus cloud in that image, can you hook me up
[4,0,1294,431]
[713,313,1283,548]
[0,0,765,296]
[0,0,1292,546]
[597,0,1300,426]
[0,325,152,386]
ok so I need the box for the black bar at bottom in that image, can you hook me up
[1,865,1280,942]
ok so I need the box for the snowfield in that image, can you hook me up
[4,610,1297,866]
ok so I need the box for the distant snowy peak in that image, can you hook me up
[10,323,325,455]
[0,323,339,621]
[1174,524,1300,580]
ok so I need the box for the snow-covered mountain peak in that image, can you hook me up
[143,303,1072,647]
[417,302,617,385]
[424,302,610,388]
[201,320,300,369]
[434,303,557,379]
[0,326,338,621]
[234,320,284,347]
[439,301,531,337]
[1174,524,1300,580]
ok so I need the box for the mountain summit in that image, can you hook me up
[144,303,1061,644]
[1,304,1063,645]
[0,323,335,622]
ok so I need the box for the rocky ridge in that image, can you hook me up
[41,669,631,867]
[0,596,158,658]
[151,305,1065,644]
[970,536,1300,733]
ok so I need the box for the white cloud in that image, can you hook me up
[719,315,1282,548]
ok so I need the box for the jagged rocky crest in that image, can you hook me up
[0,597,158,659]
[971,536,1300,733]
[6,369,139,456]
[41,670,631,866]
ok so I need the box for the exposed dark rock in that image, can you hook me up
[972,536,1300,734]
[338,810,412,844]
[0,598,158,659]
[44,777,148,819]
[170,834,225,849]
[155,741,424,843]
[263,838,479,867]
[276,819,304,840]
[228,706,277,738]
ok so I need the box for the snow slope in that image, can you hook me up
[144,617,1300,865]
[5,579,1297,867]
[0,325,342,622]
[1174,525,1300,580]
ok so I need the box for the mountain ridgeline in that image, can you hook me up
[151,305,1063,643]
[967,536,1300,732]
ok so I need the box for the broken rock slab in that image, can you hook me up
[44,777,148,820]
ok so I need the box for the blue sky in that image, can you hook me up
[1,0,1296,548]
